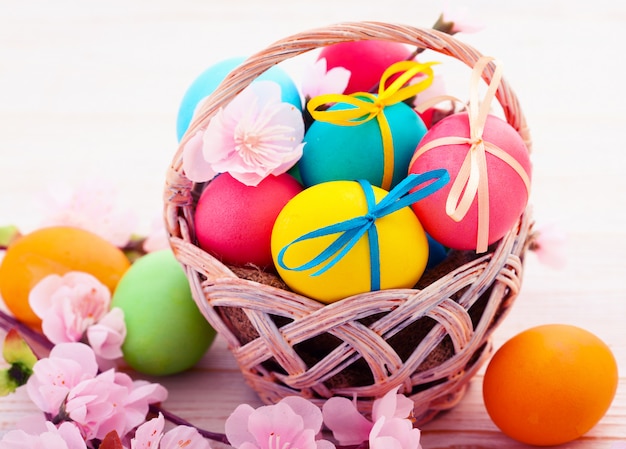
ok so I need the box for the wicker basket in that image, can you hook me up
[164,21,534,426]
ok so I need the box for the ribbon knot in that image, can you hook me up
[410,56,531,253]
[307,60,438,190]
[276,169,450,292]
[364,213,377,224]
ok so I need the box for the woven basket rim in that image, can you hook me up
[162,21,534,425]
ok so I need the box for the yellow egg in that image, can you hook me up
[271,179,429,303]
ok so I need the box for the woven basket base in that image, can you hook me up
[216,248,497,413]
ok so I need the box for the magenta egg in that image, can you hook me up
[194,173,303,268]
[318,40,413,94]
[409,112,532,251]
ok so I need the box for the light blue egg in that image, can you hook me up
[300,100,428,189]
[176,56,303,141]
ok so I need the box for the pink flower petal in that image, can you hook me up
[532,222,567,269]
[119,376,169,436]
[54,422,90,449]
[301,58,350,99]
[86,307,127,361]
[246,401,307,446]
[143,216,170,253]
[183,130,218,183]
[38,178,137,247]
[131,413,164,449]
[225,404,256,448]
[322,396,372,445]
[281,396,324,434]
[226,397,334,449]
[161,425,211,449]
[371,387,414,422]
[369,416,422,449]
[441,4,484,34]
[0,428,82,449]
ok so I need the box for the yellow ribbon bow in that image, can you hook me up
[410,56,531,253]
[307,60,437,190]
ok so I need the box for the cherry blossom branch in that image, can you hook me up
[0,309,52,358]
[149,404,231,445]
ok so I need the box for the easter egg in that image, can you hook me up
[318,40,414,94]
[176,56,302,141]
[111,250,216,376]
[300,99,428,189]
[409,112,531,251]
[425,234,448,270]
[271,180,429,303]
[0,226,131,328]
[195,173,303,268]
[483,324,618,446]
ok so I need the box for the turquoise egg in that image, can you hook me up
[176,56,302,141]
[426,234,449,270]
[300,100,428,189]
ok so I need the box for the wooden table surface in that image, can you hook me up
[1,0,625,447]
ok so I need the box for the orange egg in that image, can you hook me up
[0,226,131,328]
[483,324,618,446]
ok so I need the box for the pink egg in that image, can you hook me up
[319,40,413,94]
[194,173,303,268]
[409,112,532,251]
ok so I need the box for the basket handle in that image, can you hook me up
[179,21,530,154]
[165,21,531,239]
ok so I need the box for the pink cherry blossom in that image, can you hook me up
[65,368,130,441]
[142,216,170,253]
[301,58,351,99]
[26,342,99,415]
[29,272,127,363]
[0,421,87,449]
[38,178,137,248]
[130,413,210,449]
[65,368,168,442]
[29,272,111,342]
[369,416,422,449]
[532,222,567,269]
[183,80,305,186]
[225,396,335,449]
[440,3,484,34]
[113,373,169,439]
[322,387,417,447]
[25,342,168,443]
[86,307,127,361]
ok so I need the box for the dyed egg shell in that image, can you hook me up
[318,40,414,94]
[425,234,448,270]
[483,324,618,446]
[195,173,303,268]
[0,226,131,328]
[176,56,302,141]
[409,112,531,251]
[300,100,427,189]
[271,180,429,303]
[111,250,216,376]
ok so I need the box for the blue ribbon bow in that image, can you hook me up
[276,169,450,291]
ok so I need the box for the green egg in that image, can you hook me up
[111,250,216,376]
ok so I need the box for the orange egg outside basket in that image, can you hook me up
[163,22,534,426]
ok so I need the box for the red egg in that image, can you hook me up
[319,40,413,94]
[409,112,531,251]
[194,173,303,268]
